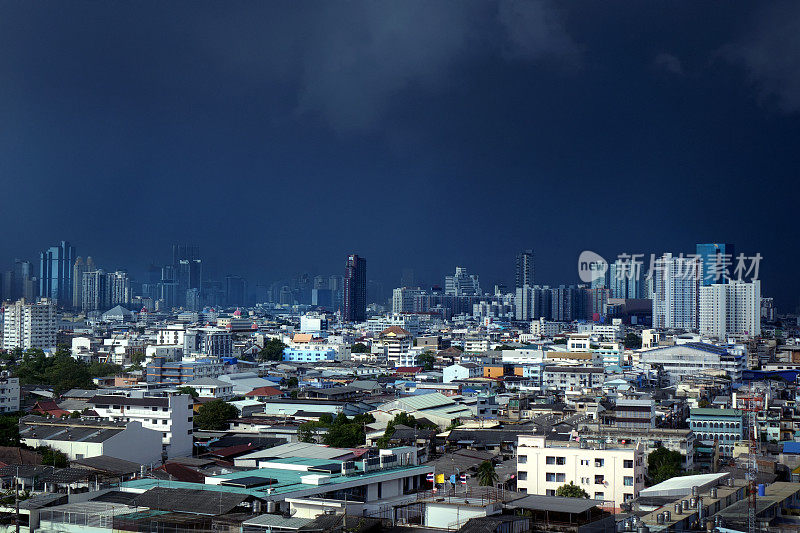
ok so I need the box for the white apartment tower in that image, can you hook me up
[652,253,700,330]
[2,298,57,351]
[700,280,761,338]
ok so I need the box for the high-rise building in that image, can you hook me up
[107,271,131,307]
[82,269,107,313]
[696,243,735,287]
[39,241,75,307]
[515,250,534,289]
[392,287,422,314]
[2,298,57,351]
[609,259,642,299]
[225,275,247,307]
[344,254,367,322]
[652,253,700,330]
[72,257,87,309]
[445,267,481,296]
[172,245,201,308]
[700,280,761,338]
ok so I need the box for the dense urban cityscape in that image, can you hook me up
[3,1,800,532]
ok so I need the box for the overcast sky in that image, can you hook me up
[1,1,799,307]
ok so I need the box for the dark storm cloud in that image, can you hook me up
[723,1,800,113]
[196,1,579,132]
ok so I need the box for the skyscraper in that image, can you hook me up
[652,253,700,330]
[72,257,86,309]
[445,267,481,296]
[515,250,534,289]
[696,243,735,287]
[173,245,201,307]
[343,254,366,322]
[39,241,75,307]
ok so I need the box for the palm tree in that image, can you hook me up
[476,460,498,487]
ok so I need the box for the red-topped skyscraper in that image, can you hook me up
[343,254,366,322]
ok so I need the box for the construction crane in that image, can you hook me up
[738,388,765,533]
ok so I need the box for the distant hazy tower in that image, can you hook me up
[344,254,367,322]
[39,241,75,307]
[515,250,534,289]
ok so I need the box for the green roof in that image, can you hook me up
[690,408,742,417]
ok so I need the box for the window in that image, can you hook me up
[594,492,604,500]
[624,476,634,486]
[556,473,565,482]
[545,489,556,496]
[595,458,604,467]
[518,455,527,464]
[595,475,604,485]
[624,493,634,502]
[556,457,565,465]
[580,459,590,466]
[518,471,527,481]
[162,420,168,425]
[546,473,557,482]
[546,456,556,465]
[623,459,633,468]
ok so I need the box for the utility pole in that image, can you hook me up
[15,465,20,533]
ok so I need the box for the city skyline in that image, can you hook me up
[1,3,798,309]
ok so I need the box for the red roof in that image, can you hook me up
[31,401,71,418]
[156,462,205,483]
[394,366,423,374]
[208,443,256,458]
[245,386,282,397]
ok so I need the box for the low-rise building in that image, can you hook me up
[517,434,645,510]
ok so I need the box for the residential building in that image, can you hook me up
[1,298,57,351]
[700,280,761,339]
[88,392,194,458]
[343,254,366,322]
[184,327,233,358]
[19,415,163,464]
[515,250,534,288]
[443,363,482,383]
[392,287,423,314]
[517,434,645,510]
[652,253,700,330]
[145,356,224,385]
[542,366,604,392]
[185,377,234,399]
[81,269,107,312]
[689,408,744,458]
[375,326,413,367]
[0,372,20,413]
[530,318,558,337]
[445,267,481,296]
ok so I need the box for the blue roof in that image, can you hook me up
[783,442,800,454]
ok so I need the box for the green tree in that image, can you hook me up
[416,351,435,371]
[648,446,684,484]
[556,482,589,498]
[376,412,437,448]
[259,338,287,362]
[194,399,238,430]
[287,377,298,388]
[0,415,20,446]
[624,333,642,349]
[298,421,325,443]
[476,460,498,487]
[351,343,369,353]
[129,352,145,366]
[177,386,199,398]
[38,447,68,468]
